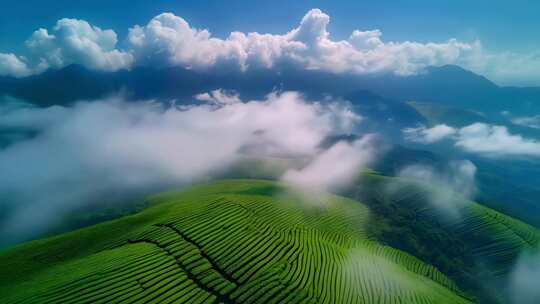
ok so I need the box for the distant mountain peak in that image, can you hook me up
[423,64,498,89]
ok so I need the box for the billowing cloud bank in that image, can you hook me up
[0,19,134,77]
[125,9,474,75]
[0,92,372,243]
[404,123,540,158]
[1,8,536,84]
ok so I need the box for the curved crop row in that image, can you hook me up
[1,180,473,304]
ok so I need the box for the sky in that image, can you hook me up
[0,0,539,85]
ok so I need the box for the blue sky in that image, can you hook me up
[1,0,538,52]
[0,0,539,85]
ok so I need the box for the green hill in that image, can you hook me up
[2,178,539,303]
[0,179,472,304]
[347,173,540,303]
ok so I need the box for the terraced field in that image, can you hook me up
[349,173,540,303]
[0,179,472,304]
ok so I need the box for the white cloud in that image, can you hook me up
[282,135,376,192]
[349,29,383,50]
[511,115,540,129]
[2,8,539,85]
[456,123,540,157]
[127,12,251,69]
[509,250,540,304]
[27,18,133,71]
[0,53,32,77]
[396,160,477,217]
[0,91,359,243]
[119,10,540,85]
[403,124,456,143]
[404,123,540,158]
[280,9,475,75]
[0,18,133,77]
[0,103,68,130]
[0,9,478,79]
[194,89,241,105]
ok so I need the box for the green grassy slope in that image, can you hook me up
[347,173,540,303]
[0,179,471,304]
[401,101,540,227]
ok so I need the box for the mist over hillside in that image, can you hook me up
[1,4,540,304]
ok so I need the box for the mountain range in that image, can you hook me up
[1,64,539,116]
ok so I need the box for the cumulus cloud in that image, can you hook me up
[283,9,474,75]
[396,160,477,217]
[127,9,476,75]
[404,123,540,158]
[509,250,540,304]
[126,12,255,69]
[118,11,540,85]
[403,124,456,143]
[0,9,482,79]
[2,8,538,84]
[0,53,33,77]
[0,18,132,77]
[0,91,360,244]
[282,135,376,192]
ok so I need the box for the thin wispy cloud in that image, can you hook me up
[395,160,477,217]
[195,89,242,105]
[511,115,540,129]
[404,123,540,158]
[403,124,456,143]
[509,250,540,304]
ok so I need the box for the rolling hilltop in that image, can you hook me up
[1,178,538,303]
